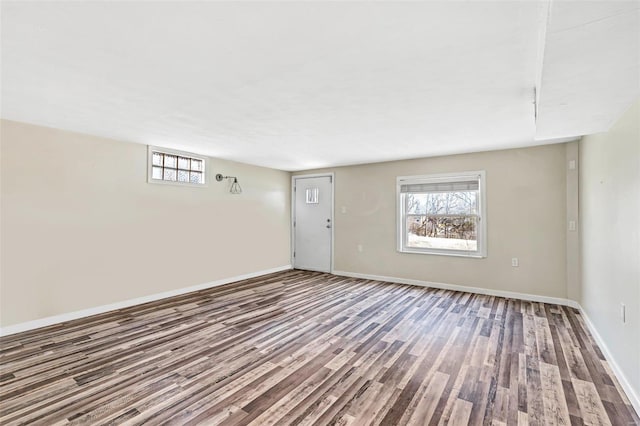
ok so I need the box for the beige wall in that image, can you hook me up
[566,141,580,301]
[0,119,291,327]
[580,100,639,400]
[295,144,568,298]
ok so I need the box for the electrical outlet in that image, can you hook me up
[569,220,576,231]
[357,244,363,253]
[341,206,347,214]
[569,159,576,170]
[621,303,626,323]
[511,257,519,267]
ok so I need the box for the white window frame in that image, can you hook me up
[396,171,487,258]
[147,146,208,187]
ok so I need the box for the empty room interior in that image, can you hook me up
[1,1,639,425]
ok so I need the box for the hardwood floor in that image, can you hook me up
[1,270,638,425]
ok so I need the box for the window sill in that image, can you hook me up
[397,248,486,258]
[147,178,208,188]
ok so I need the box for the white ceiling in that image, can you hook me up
[1,1,638,171]
[536,1,640,139]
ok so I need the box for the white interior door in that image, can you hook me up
[293,175,333,272]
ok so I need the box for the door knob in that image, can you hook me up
[326,225,332,228]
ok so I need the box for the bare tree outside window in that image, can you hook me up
[405,191,478,251]
[398,172,486,256]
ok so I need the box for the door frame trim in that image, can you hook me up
[291,173,335,273]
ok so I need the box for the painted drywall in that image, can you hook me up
[6,2,636,171]
[0,120,291,327]
[566,141,580,302]
[580,100,640,402]
[295,144,567,298]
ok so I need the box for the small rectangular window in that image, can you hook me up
[306,188,319,204]
[148,146,207,186]
[397,171,486,257]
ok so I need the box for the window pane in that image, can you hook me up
[407,191,477,215]
[190,171,203,184]
[406,216,477,251]
[152,152,163,166]
[178,157,190,170]
[151,166,163,180]
[164,155,177,168]
[149,151,206,185]
[446,191,477,214]
[306,188,319,204]
[406,194,426,214]
[163,168,177,181]
[191,159,203,171]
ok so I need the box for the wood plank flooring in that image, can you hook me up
[1,270,638,425]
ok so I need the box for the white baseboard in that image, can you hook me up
[332,269,639,417]
[332,270,573,306]
[0,265,292,337]
[574,303,640,416]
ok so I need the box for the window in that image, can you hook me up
[397,171,486,257]
[306,188,319,204]
[147,146,206,186]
